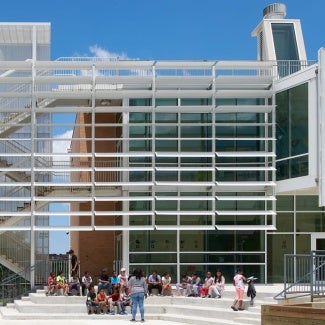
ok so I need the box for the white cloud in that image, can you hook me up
[89,44,130,60]
[53,129,73,163]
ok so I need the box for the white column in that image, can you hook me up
[318,48,325,206]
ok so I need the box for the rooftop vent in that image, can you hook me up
[263,3,286,19]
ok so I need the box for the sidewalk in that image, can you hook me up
[0,319,181,325]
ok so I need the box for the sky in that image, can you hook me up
[0,0,324,254]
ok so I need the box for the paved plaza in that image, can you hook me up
[0,320,181,325]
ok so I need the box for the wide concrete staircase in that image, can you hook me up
[0,285,283,324]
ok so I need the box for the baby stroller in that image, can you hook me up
[246,276,257,306]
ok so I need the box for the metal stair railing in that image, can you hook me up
[0,232,30,271]
[274,250,325,302]
[0,257,69,306]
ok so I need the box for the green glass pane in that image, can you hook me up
[180,231,205,251]
[156,98,177,106]
[276,196,294,211]
[296,196,322,211]
[296,234,310,254]
[155,113,177,123]
[296,212,325,232]
[275,213,294,232]
[267,234,294,283]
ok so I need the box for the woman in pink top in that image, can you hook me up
[231,268,246,311]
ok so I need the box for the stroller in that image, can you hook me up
[246,276,257,306]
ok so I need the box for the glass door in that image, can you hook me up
[311,233,325,285]
[311,233,325,251]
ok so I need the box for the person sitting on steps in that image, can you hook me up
[208,269,225,298]
[147,270,162,296]
[86,285,99,314]
[162,272,172,296]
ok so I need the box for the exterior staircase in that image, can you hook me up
[0,285,282,324]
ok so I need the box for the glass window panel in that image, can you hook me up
[275,213,294,232]
[155,215,177,225]
[129,98,152,106]
[180,200,211,211]
[181,139,211,152]
[236,232,265,251]
[130,253,177,263]
[156,98,177,106]
[290,155,308,178]
[155,171,178,181]
[156,126,177,137]
[181,113,211,123]
[276,196,294,211]
[129,171,152,182]
[156,200,177,211]
[155,113,177,123]
[296,234,310,254]
[155,157,178,166]
[276,83,308,179]
[208,232,235,251]
[276,90,290,159]
[296,196,322,211]
[181,98,212,106]
[129,231,150,251]
[216,214,267,226]
[271,23,299,61]
[267,234,294,283]
[290,84,308,156]
[129,112,152,123]
[180,231,205,251]
[129,126,152,137]
[276,159,289,180]
[130,198,151,211]
[181,157,212,166]
[180,215,211,226]
[296,212,325,232]
[180,254,205,263]
[129,216,151,227]
[129,140,152,151]
[216,98,236,106]
[149,231,177,252]
[215,113,236,123]
[155,140,178,151]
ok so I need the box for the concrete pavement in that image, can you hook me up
[0,320,180,325]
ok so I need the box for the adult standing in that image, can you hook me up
[67,249,79,276]
[128,268,148,322]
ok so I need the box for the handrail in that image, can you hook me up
[0,257,69,305]
[274,250,325,302]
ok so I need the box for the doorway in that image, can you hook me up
[311,233,325,251]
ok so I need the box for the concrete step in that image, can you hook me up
[12,299,260,319]
[0,285,283,325]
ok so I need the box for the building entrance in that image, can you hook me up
[311,233,325,251]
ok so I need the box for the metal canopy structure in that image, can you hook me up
[0,58,277,236]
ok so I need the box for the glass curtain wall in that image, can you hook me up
[128,97,271,283]
[276,83,308,180]
[268,195,325,283]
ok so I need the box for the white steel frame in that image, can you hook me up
[0,55,278,285]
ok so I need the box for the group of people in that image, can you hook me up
[47,248,255,321]
[46,270,80,296]
[175,269,225,298]
[85,268,148,322]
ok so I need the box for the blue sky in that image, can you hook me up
[1,0,324,61]
[1,0,324,254]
